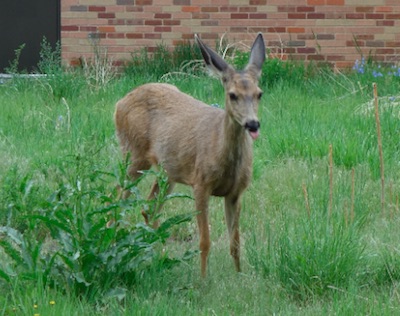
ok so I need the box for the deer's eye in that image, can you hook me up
[229,92,238,101]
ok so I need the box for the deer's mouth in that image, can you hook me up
[244,120,260,140]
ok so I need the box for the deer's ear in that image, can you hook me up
[245,33,266,77]
[195,34,233,77]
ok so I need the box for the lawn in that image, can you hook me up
[1,46,400,315]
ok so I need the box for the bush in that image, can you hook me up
[0,162,195,301]
[124,42,203,80]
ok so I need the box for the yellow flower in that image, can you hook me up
[33,304,38,309]
[49,300,56,306]
[34,314,40,316]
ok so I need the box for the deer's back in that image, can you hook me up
[115,83,225,185]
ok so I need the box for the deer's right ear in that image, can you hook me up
[245,33,266,78]
[195,34,231,77]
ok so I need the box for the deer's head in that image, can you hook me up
[196,33,266,140]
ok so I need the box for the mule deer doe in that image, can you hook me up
[115,33,265,276]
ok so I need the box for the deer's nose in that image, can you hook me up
[244,120,260,132]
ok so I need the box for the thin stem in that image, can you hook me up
[373,83,385,216]
[328,144,333,219]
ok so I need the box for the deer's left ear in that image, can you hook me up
[245,33,266,78]
[195,34,234,78]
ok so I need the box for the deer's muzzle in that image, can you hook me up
[244,120,260,140]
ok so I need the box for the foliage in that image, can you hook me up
[124,42,203,80]
[0,162,195,301]
[37,37,62,75]
[2,36,400,314]
[5,44,26,74]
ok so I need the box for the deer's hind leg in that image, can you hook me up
[121,159,152,199]
[143,179,176,227]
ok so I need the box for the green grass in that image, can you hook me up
[2,51,400,315]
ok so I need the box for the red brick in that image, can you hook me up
[98,26,115,33]
[288,13,306,19]
[290,55,306,61]
[231,27,248,33]
[355,7,374,13]
[376,48,395,54]
[376,6,393,13]
[108,19,125,25]
[278,6,295,12]
[326,12,345,19]
[62,25,79,31]
[201,20,218,26]
[298,34,315,40]
[199,33,218,39]
[297,6,315,12]
[307,54,325,61]
[182,6,200,12]
[192,13,209,19]
[231,13,248,19]
[125,19,143,25]
[126,6,143,12]
[144,33,161,39]
[221,6,237,12]
[307,0,325,4]
[136,0,152,4]
[357,34,374,40]
[267,27,286,33]
[249,27,267,33]
[250,0,267,4]
[327,55,345,61]
[366,14,384,19]
[164,20,180,26]
[377,20,395,26]
[366,41,385,47]
[154,26,171,32]
[316,34,335,40]
[155,13,171,19]
[327,0,344,4]
[386,14,400,19]
[386,41,400,47]
[240,7,257,12]
[297,47,316,53]
[116,0,134,4]
[308,13,325,19]
[288,27,305,33]
[80,26,97,32]
[98,13,115,19]
[250,13,267,19]
[126,33,143,39]
[346,13,364,19]
[201,7,218,12]
[346,40,364,47]
[107,33,124,39]
[173,0,189,4]
[70,5,87,11]
[283,48,296,54]
[88,6,105,12]
[145,20,162,25]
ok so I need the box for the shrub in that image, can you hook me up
[0,163,195,301]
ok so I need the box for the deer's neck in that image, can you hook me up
[219,114,253,166]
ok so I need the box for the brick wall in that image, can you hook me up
[61,0,400,69]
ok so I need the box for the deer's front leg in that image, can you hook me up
[224,195,242,272]
[193,186,211,277]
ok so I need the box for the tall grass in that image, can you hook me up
[1,39,400,314]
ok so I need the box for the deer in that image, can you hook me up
[114,33,265,277]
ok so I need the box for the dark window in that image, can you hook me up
[0,0,60,72]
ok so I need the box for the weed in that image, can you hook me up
[0,162,195,302]
[5,44,26,74]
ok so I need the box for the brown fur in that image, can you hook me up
[115,34,266,276]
